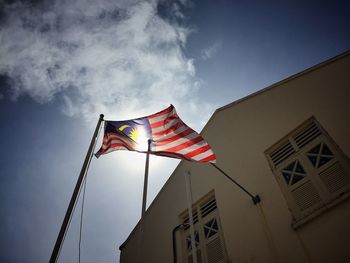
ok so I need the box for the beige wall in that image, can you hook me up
[120,52,350,263]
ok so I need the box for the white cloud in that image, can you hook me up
[201,40,222,61]
[0,0,211,128]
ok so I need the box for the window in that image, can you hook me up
[266,118,350,226]
[180,194,228,263]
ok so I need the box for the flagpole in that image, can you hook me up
[50,114,104,263]
[137,139,152,263]
[184,171,198,263]
[211,163,261,204]
[141,139,152,217]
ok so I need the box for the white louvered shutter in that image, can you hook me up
[267,118,350,222]
[182,196,229,263]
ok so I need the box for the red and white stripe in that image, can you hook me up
[96,133,135,156]
[148,105,216,163]
[96,105,216,163]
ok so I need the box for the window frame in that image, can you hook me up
[179,191,229,263]
[265,117,350,228]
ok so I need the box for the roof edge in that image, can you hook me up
[216,49,350,113]
[118,49,350,251]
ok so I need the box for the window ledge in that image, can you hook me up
[291,191,350,229]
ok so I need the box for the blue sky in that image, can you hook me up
[0,0,349,262]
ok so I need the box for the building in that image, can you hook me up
[119,51,350,263]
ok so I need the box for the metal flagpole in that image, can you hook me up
[49,114,104,263]
[141,139,152,218]
[184,171,198,263]
[211,163,261,204]
[137,139,152,263]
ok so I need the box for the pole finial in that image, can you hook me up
[100,114,104,120]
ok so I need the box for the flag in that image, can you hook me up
[96,105,216,163]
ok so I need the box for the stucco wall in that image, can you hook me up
[120,52,350,263]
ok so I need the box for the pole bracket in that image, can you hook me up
[252,194,261,205]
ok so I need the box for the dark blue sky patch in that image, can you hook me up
[0,0,350,262]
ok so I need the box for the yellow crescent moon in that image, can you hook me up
[118,125,130,131]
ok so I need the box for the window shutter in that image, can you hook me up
[181,195,228,263]
[206,236,224,263]
[319,162,350,194]
[200,199,217,219]
[291,181,322,211]
[278,159,323,216]
[266,118,350,224]
[203,216,225,263]
[269,140,296,167]
[293,121,322,149]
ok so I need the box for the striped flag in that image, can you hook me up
[96,105,216,163]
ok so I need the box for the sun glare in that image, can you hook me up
[108,150,169,176]
[133,128,149,152]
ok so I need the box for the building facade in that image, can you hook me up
[119,51,350,263]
